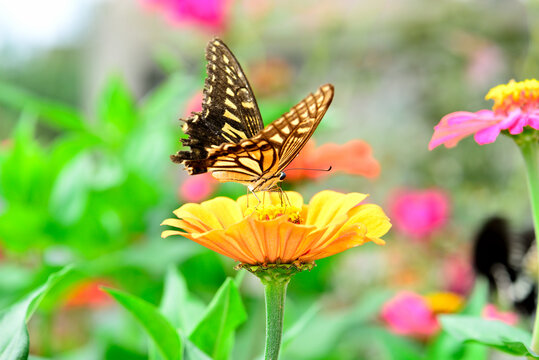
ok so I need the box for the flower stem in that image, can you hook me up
[262,277,289,360]
[518,140,539,352]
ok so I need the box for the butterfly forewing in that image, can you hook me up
[202,39,264,141]
[171,38,264,174]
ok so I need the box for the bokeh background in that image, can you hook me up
[0,0,538,359]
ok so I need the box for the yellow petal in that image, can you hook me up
[201,197,243,228]
[161,217,213,234]
[161,230,185,238]
[348,204,391,241]
[173,202,222,229]
[306,191,368,227]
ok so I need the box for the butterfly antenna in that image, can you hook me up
[285,166,333,172]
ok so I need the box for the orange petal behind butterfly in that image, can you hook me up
[286,140,380,180]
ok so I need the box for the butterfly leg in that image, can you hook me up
[248,187,262,208]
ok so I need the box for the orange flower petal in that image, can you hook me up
[189,229,258,263]
[306,191,368,227]
[225,216,316,263]
[162,190,390,265]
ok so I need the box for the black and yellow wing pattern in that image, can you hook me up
[172,38,334,191]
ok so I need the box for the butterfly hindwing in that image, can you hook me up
[171,38,264,173]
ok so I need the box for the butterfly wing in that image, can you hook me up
[202,84,334,190]
[172,38,264,174]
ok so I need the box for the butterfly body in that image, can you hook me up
[172,38,334,191]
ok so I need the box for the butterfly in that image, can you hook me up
[171,38,334,192]
[473,216,536,315]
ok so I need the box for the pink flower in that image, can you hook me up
[179,173,217,203]
[183,91,203,117]
[388,188,450,240]
[381,292,440,338]
[442,255,475,296]
[429,79,539,150]
[141,0,230,32]
[482,304,519,326]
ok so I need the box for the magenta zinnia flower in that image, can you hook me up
[381,292,440,338]
[482,304,519,326]
[388,188,450,240]
[142,0,230,32]
[429,79,539,150]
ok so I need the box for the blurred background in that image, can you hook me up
[0,0,537,359]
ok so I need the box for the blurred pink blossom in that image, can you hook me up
[183,91,203,117]
[443,255,475,295]
[388,188,450,240]
[466,45,504,89]
[179,173,217,203]
[141,0,230,32]
[381,292,440,338]
[482,304,519,326]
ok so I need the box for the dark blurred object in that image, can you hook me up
[473,216,536,315]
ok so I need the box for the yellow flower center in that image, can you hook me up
[424,292,464,314]
[485,79,539,113]
[245,205,302,224]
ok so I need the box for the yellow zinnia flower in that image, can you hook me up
[161,190,391,266]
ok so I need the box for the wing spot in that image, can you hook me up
[223,55,230,64]
[223,123,246,139]
[270,134,284,143]
[223,109,242,122]
[241,101,255,109]
[226,88,234,96]
[225,98,237,110]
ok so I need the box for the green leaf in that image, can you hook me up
[0,266,72,360]
[182,337,212,360]
[48,152,93,225]
[282,304,320,350]
[189,278,247,360]
[461,277,488,315]
[160,267,205,333]
[97,75,137,134]
[440,315,538,358]
[104,288,183,360]
[0,81,86,131]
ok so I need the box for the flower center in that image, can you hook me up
[485,79,539,113]
[245,205,302,224]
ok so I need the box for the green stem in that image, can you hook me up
[262,278,289,360]
[518,140,539,353]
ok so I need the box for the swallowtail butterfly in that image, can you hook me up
[171,38,334,192]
